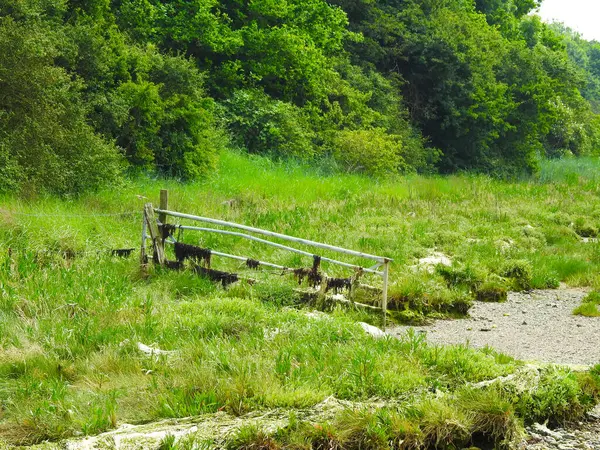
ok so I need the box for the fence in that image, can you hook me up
[142,190,392,327]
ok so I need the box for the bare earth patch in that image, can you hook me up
[389,288,600,367]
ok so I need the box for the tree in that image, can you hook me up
[0,17,123,194]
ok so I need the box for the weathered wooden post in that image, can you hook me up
[159,189,168,227]
[144,202,165,265]
[159,189,169,245]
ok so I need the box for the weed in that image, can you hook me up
[436,264,487,291]
[159,434,177,450]
[419,399,471,449]
[226,425,280,450]
[582,291,600,304]
[515,367,589,426]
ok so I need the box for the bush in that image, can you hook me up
[331,128,407,176]
[223,89,315,159]
[90,46,224,179]
[0,18,123,195]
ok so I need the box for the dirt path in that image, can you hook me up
[389,288,600,367]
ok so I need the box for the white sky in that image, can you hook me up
[537,0,600,41]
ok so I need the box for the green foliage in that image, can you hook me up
[4,0,600,192]
[458,387,523,448]
[0,16,123,195]
[515,367,592,426]
[436,264,487,292]
[572,302,600,317]
[573,217,598,238]
[3,157,600,443]
[223,89,315,159]
[64,24,224,179]
[332,128,406,175]
[387,274,473,318]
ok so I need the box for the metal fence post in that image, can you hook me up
[382,259,390,330]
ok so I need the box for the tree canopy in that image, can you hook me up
[1,0,599,193]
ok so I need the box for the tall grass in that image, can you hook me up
[1,152,600,445]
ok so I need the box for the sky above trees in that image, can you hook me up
[538,0,600,41]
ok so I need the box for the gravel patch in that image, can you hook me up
[389,288,600,366]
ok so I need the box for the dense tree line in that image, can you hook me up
[1,0,599,194]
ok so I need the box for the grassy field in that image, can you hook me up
[2,152,600,448]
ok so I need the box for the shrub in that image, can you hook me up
[98,49,224,179]
[331,128,407,176]
[223,89,315,159]
[0,17,123,195]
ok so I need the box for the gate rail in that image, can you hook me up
[142,190,392,326]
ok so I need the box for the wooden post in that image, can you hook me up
[316,273,328,310]
[159,189,168,226]
[140,214,147,265]
[144,203,165,265]
[348,268,363,307]
[159,189,168,245]
[381,259,390,330]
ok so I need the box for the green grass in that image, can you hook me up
[573,291,600,317]
[2,152,600,446]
